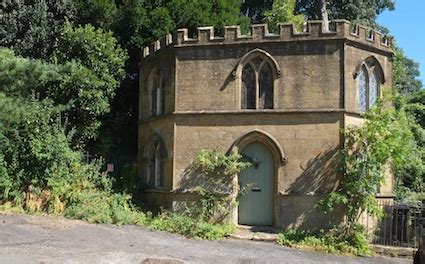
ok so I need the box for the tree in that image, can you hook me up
[241,0,273,23]
[319,94,423,227]
[295,0,395,28]
[0,0,75,59]
[394,91,425,201]
[319,0,329,32]
[393,48,423,94]
[0,23,127,147]
[72,0,118,29]
[263,0,305,32]
[165,0,249,32]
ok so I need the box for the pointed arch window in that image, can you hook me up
[147,139,166,188]
[356,60,383,112]
[259,63,273,109]
[149,71,165,117]
[369,69,379,107]
[242,64,256,109]
[358,66,368,112]
[241,57,275,109]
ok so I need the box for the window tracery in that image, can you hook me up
[149,71,165,117]
[147,139,166,188]
[241,56,275,109]
[357,59,383,112]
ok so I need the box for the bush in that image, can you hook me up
[277,226,371,256]
[147,211,234,240]
[0,92,145,224]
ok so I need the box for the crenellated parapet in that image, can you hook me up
[142,20,392,58]
[142,33,173,58]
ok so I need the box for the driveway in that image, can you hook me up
[0,213,409,264]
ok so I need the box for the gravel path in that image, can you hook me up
[0,213,409,264]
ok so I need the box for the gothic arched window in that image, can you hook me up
[241,57,275,109]
[242,64,256,109]
[149,71,165,117]
[356,59,383,112]
[358,66,368,112]
[259,63,273,109]
[369,69,379,107]
[147,139,166,188]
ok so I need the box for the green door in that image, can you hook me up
[238,142,274,226]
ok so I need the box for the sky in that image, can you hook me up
[377,0,425,84]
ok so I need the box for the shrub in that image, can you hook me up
[0,92,145,224]
[277,226,371,256]
[147,211,234,240]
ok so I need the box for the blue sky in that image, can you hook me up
[377,0,425,84]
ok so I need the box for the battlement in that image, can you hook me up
[142,20,392,58]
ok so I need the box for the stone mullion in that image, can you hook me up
[255,70,259,109]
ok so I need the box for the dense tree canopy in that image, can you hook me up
[263,0,305,32]
[393,48,423,94]
[0,23,127,147]
[295,0,395,27]
[0,0,75,59]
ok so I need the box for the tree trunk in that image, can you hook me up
[320,0,329,32]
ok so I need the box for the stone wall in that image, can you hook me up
[139,48,176,122]
[175,40,343,111]
[172,112,342,228]
[138,116,175,190]
[344,44,393,113]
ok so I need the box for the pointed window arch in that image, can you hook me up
[358,65,368,112]
[238,49,280,110]
[259,63,273,109]
[146,138,167,188]
[242,63,256,109]
[369,68,379,107]
[356,57,384,112]
[148,70,165,117]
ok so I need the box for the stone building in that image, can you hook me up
[138,20,394,229]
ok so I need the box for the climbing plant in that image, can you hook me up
[188,149,252,223]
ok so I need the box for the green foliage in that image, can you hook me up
[277,226,371,256]
[295,0,395,28]
[318,93,423,228]
[194,149,252,177]
[0,0,75,59]
[393,91,425,202]
[0,89,146,224]
[1,30,126,146]
[189,149,252,223]
[147,211,234,240]
[241,0,274,23]
[166,0,250,33]
[393,48,423,94]
[72,0,118,29]
[263,0,305,32]
[53,22,127,93]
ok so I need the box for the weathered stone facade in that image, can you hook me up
[138,20,393,229]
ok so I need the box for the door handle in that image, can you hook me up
[252,187,261,192]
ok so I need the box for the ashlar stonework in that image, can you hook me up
[138,20,394,230]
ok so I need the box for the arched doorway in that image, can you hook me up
[238,142,274,226]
